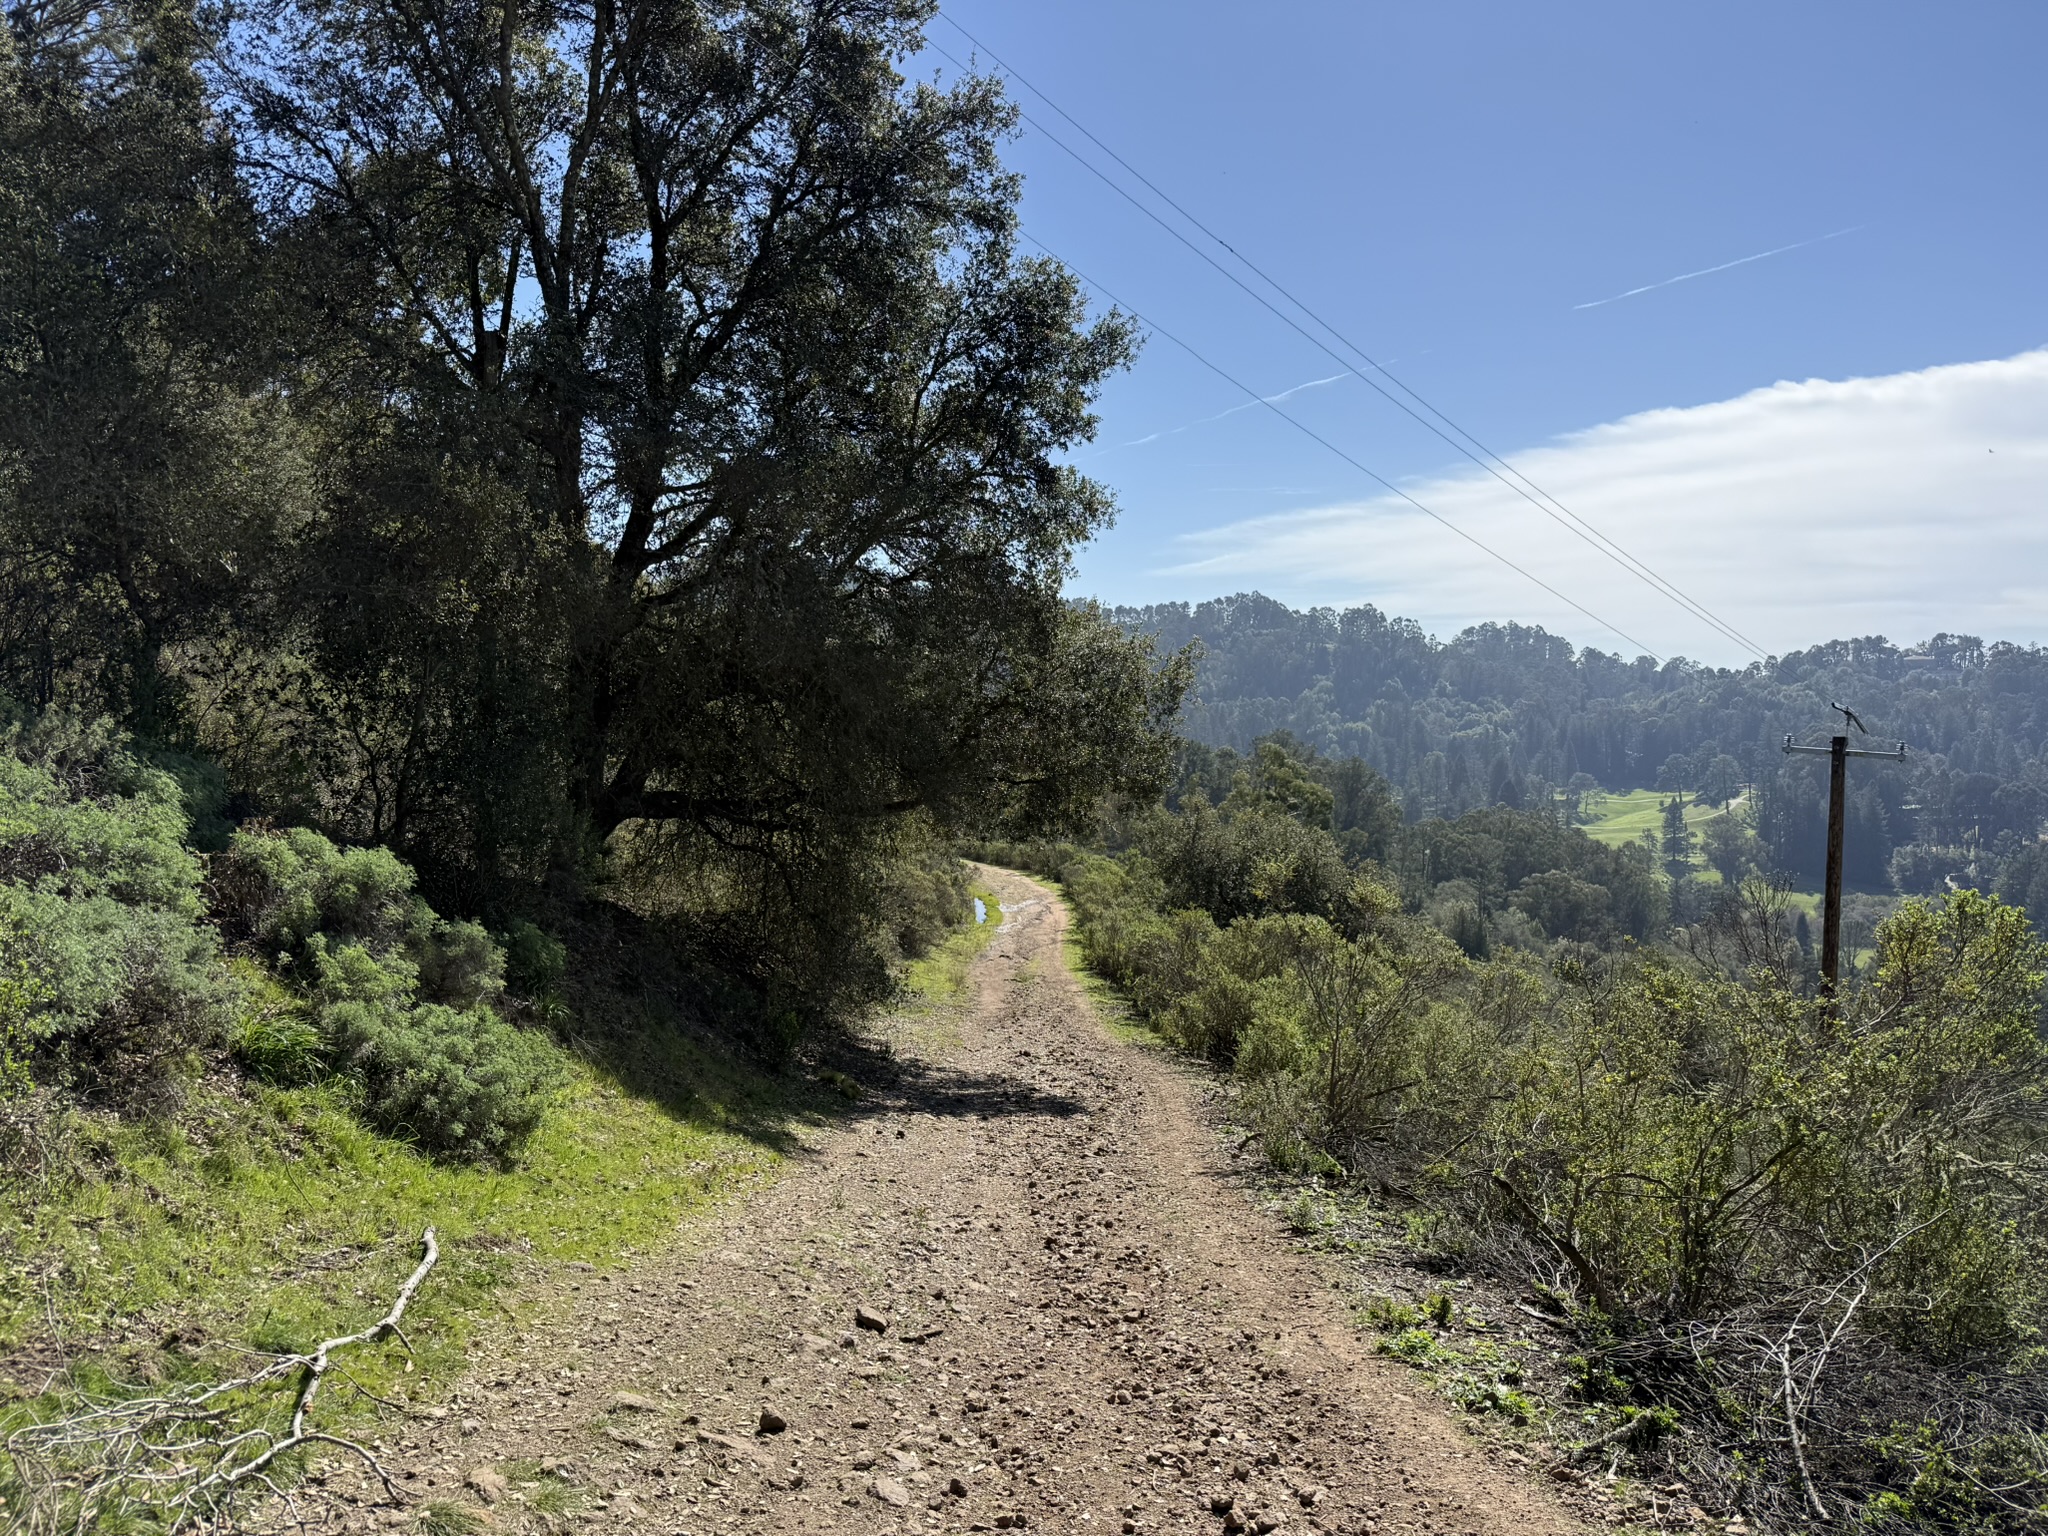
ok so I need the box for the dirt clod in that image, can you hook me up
[462,1465,506,1505]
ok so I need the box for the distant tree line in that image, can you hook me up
[1118,594,2048,903]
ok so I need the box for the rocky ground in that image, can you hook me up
[271,868,1590,1536]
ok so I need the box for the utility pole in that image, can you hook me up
[1782,731,1906,995]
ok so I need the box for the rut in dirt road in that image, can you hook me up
[279,868,1585,1536]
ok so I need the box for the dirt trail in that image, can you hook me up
[283,869,1586,1536]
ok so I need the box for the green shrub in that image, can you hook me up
[213,826,422,953]
[217,827,559,1161]
[1136,801,1351,926]
[0,723,237,1108]
[1483,894,2048,1345]
[415,919,505,1007]
[325,999,561,1160]
[874,846,974,961]
[0,714,203,915]
[1362,1296,1423,1330]
[1377,1327,1446,1365]
[0,924,41,1100]
[500,918,567,994]
[1443,1371,1533,1422]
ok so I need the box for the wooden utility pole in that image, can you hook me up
[1782,732,1906,994]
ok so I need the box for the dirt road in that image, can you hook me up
[284,868,1584,1536]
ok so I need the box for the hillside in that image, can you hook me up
[1116,593,2048,896]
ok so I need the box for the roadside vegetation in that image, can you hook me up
[979,732,2048,1534]
[0,704,1002,1529]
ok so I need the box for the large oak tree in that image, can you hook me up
[224,0,1180,890]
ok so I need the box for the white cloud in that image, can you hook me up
[1162,348,2048,665]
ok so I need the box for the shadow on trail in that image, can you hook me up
[550,896,1079,1161]
[859,1057,1089,1124]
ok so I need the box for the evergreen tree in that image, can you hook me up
[1661,796,1695,879]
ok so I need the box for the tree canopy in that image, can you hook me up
[1,0,1187,1002]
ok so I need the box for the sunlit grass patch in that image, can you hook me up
[899,883,1002,1010]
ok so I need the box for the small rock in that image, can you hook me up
[993,1515,1028,1530]
[1210,1492,1237,1514]
[758,1407,788,1435]
[1297,1485,1325,1508]
[873,1476,912,1507]
[852,1451,878,1470]
[965,1395,992,1413]
[855,1306,891,1334]
[839,1330,860,1349]
[1231,1461,1251,1482]
[608,1390,662,1414]
[459,1417,482,1436]
[949,1475,970,1497]
[464,1466,508,1505]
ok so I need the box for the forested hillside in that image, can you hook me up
[1117,593,2048,895]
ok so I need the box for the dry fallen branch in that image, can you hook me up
[3,1226,437,1536]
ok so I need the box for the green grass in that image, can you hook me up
[0,1016,798,1415]
[900,883,1002,1008]
[1577,787,1736,856]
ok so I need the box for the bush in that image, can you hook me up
[499,919,567,994]
[1137,802,1351,925]
[325,999,560,1160]
[874,845,974,961]
[216,828,558,1162]
[212,826,421,953]
[0,719,237,1108]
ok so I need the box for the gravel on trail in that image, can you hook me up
[275,867,1587,1536]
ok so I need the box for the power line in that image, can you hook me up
[931,12,1770,664]
[1020,231,1665,663]
[931,15,1758,661]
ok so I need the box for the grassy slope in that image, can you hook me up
[0,882,1000,1437]
[1577,790,1871,925]
[1576,788,1733,859]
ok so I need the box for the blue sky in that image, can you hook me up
[920,2,2048,663]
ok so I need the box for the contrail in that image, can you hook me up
[1106,370,1352,452]
[1574,226,1865,311]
